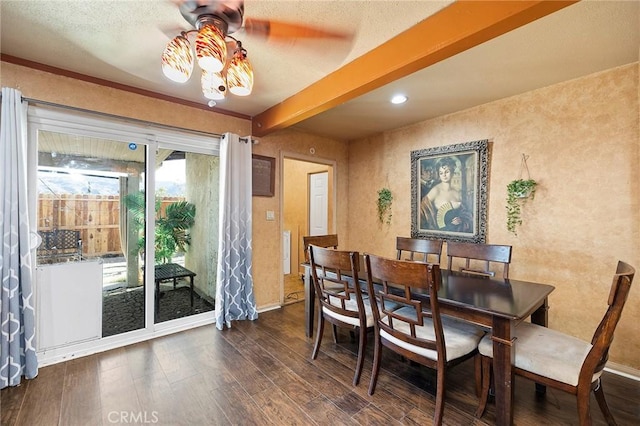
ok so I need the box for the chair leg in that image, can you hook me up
[332,324,339,343]
[474,354,482,397]
[593,379,617,425]
[576,384,594,426]
[434,370,446,426]
[368,332,382,395]
[311,314,325,360]
[475,356,492,418]
[353,326,366,386]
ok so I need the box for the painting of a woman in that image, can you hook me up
[411,139,488,243]
[419,157,472,232]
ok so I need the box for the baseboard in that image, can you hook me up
[257,303,282,313]
[605,361,640,381]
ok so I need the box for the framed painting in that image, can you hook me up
[410,139,489,243]
[252,154,275,197]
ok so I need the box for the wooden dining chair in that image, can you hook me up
[303,234,338,262]
[308,244,371,386]
[396,236,443,263]
[446,241,512,279]
[364,254,485,425]
[476,261,635,425]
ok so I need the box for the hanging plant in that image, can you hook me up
[377,187,393,225]
[506,154,537,235]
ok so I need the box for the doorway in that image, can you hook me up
[282,156,334,305]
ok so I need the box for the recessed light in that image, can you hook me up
[390,94,408,104]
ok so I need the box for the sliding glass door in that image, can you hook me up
[152,149,218,324]
[28,106,220,361]
[36,129,147,340]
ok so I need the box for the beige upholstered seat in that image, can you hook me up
[478,322,600,387]
[476,261,635,425]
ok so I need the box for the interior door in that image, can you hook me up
[308,171,328,236]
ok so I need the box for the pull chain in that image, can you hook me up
[518,154,531,180]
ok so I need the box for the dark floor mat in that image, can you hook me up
[102,286,214,337]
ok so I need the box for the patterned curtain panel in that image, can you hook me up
[215,133,258,330]
[1,87,38,388]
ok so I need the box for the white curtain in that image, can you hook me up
[1,87,38,388]
[215,133,258,330]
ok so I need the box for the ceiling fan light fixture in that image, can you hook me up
[227,46,254,96]
[161,34,194,83]
[195,24,227,73]
[201,70,227,100]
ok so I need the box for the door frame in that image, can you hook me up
[280,151,336,305]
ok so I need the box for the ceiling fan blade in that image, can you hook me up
[243,18,353,41]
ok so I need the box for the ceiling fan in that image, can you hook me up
[162,0,352,104]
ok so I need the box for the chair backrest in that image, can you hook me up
[37,229,82,263]
[303,234,338,262]
[581,261,635,382]
[446,241,512,279]
[364,254,445,356]
[396,236,443,263]
[308,245,365,322]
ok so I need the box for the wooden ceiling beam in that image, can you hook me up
[251,0,578,137]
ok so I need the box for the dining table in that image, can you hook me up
[301,257,555,426]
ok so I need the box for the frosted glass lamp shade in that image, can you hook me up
[201,70,227,100]
[161,35,194,83]
[196,25,227,73]
[227,50,254,96]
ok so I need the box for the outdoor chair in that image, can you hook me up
[37,229,82,263]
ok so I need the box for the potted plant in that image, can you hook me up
[125,192,196,264]
[506,179,536,235]
[377,187,393,225]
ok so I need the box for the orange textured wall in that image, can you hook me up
[347,64,640,369]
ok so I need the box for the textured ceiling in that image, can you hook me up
[1,1,638,141]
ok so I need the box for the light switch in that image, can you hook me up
[266,210,275,221]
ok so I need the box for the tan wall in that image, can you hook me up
[0,62,249,136]
[348,63,640,369]
[251,131,348,308]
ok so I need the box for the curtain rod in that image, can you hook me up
[20,96,226,140]
[1,93,257,144]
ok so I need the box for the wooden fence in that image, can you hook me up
[38,194,184,258]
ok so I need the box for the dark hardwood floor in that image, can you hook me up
[2,302,639,425]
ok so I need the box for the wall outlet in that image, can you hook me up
[266,210,275,221]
